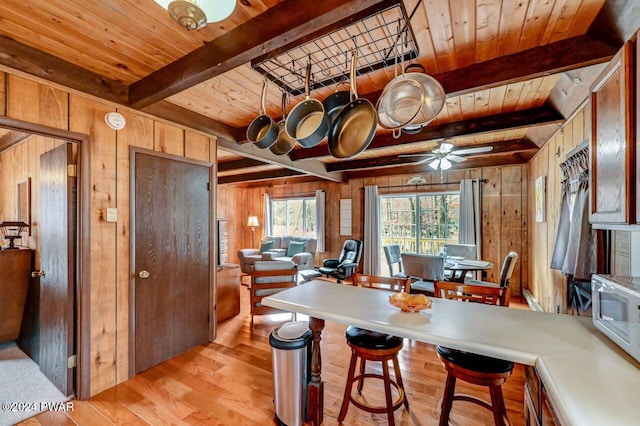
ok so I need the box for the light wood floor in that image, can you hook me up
[20,287,528,425]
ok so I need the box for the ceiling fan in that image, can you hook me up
[400,142,494,170]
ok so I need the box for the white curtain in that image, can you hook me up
[315,190,325,252]
[264,193,272,236]
[363,185,381,275]
[459,179,482,260]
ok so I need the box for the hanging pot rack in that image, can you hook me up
[250,2,420,96]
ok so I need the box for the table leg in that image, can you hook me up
[307,316,325,426]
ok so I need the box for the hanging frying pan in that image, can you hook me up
[285,63,329,148]
[327,49,377,159]
[323,82,351,129]
[247,80,278,149]
[270,92,296,156]
[323,54,352,129]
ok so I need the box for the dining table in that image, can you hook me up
[262,279,640,426]
[444,258,493,282]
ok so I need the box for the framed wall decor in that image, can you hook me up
[17,177,31,235]
[535,176,546,223]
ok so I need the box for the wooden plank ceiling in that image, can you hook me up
[0,0,634,185]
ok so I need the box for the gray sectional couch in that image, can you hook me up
[238,235,317,273]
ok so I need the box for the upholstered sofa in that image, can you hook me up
[238,235,317,273]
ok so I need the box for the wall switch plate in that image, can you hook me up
[106,208,118,222]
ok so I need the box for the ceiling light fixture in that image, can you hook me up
[154,0,236,31]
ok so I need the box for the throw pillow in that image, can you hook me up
[287,241,306,257]
[259,240,274,254]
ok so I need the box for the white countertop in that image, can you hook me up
[263,281,640,425]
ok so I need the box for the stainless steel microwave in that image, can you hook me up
[592,274,640,363]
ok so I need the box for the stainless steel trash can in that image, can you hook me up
[269,321,312,426]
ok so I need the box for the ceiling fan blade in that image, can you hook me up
[450,146,494,155]
[447,154,467,163]
[414,157,435,165]
[399,153,436,158]
[440,142,454,153]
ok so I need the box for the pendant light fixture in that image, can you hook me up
[154,0,236,31]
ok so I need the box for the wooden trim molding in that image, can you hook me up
[0,116,92,400]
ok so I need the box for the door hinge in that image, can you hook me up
[67,164,77,177]
[68,354,77,368]
[207,182,211,191]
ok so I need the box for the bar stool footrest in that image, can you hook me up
[349,373,405,413]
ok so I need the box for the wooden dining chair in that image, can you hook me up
[338,274,411,425]
[249,260,298,329]
[467,251,518,305]
[433,280,513,426]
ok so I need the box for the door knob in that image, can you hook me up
[138,270,150,279]
[31,270,45,278]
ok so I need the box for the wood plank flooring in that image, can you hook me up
[20,287,528,425]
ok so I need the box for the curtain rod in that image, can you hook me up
[384,178,488,189]
[564,140,589,161]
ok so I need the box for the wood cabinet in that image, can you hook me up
[217,263,240,322]
[524,366,560,426]
[590,39,636,224]
[0,249,33,343]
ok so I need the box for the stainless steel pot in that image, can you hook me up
[285,64,329,148]
[376,33,424,132]
[402,63,445,128]
[247,80,278,149]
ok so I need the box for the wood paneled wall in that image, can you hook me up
[0,135,67,261]
[0,72,217,397]
[226,165,528,296]
[528,105,589,313]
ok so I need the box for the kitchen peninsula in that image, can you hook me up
[263,280,640,425]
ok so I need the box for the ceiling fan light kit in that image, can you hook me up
[154,0,236,30]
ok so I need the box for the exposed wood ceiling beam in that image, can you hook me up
[141,101,237,143]
[218,169,304,185]
[290,104,564,161]
[428,35,618,98]
[346,151,537,179]
[0,130,32,154]
[325,139,537,172]
[217,138,345,183]
[353,34,619,105]
[217,158,268,172]
[128,0,396,108]
[587,0,640,47]
[0,35,128,105]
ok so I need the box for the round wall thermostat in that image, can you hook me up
[105,112,126,130]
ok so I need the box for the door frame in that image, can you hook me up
[0,116,91,399]
[128,147,216,378]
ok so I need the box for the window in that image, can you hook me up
[271,197,316,237]
[380,192,459,256]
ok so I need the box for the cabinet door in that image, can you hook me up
[590,40,635,223]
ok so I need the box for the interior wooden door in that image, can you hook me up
[39,143,76,396]
[133,151,211,373]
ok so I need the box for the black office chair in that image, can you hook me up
[318,239,363,283]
